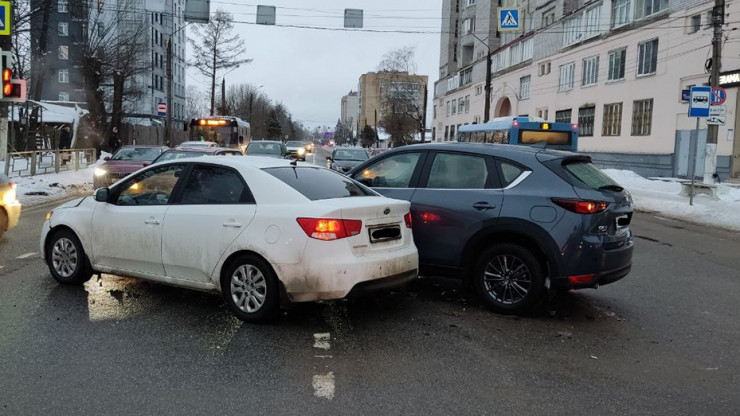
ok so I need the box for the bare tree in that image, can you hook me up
[189,10,251,116]
[185,86,209,120]
[376,46,427,147]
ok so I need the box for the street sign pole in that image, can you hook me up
[689,117,700,206]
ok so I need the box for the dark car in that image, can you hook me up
[245,141,289,159]
[94,145,168,188]
[347,143,634,314]
[152,147,243,164]
[327,148,370,173]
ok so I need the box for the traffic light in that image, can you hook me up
[0,50,26,102]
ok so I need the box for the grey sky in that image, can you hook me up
[186,0,443,130]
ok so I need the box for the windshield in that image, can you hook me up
[334,149,369,161]
[247,142,283,155]
[111,147,162,161]
[156,151,208,162]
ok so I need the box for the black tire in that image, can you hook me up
[0,208,7,237]
[45,229,93,285]
[473,243,545,315]
[220,254,280,323]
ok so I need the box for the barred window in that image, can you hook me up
[578,106,595,137]
[631,99,653,136]
[602,103,623,136]
[555,109,572,123]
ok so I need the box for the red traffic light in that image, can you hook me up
[3,83,11,96]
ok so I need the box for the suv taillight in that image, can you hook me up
[553,199,608,214]
[297,218,363,241]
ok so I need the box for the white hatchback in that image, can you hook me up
[40,157,418,322]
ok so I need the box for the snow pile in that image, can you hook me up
[604,169,740,231]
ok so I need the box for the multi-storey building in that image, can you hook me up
[433,0,740,179]
[357,71,430,137]
[340,91,359,133]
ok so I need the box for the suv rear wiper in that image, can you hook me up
[598,185,624,192]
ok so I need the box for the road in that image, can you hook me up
[1,149,739,415]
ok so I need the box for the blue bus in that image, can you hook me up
[457,116,578,152]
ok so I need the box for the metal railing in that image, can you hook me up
[4,148,98,177]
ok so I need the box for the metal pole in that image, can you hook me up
[704,0,724,184]
[690,117,700,206]
[221,77,226,115]
[484,51,492,123]
[166,37,173,145]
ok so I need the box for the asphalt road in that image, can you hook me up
[1,151,739,415]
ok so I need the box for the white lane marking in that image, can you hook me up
[314,355,333,359]
[312,372,335,400]
[0,265,5,269]
[313,333,331,350]
[16,252,38,259]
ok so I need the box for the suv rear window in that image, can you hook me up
[563,161,622,190]
[264,167,376,200]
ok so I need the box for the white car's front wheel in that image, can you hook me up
[221,254,280,323]
[46,230,93,285]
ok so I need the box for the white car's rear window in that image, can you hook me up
[264,167,375,200]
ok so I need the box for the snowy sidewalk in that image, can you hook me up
[604,170,740,231]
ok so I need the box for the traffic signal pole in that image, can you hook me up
[704,0,725,184]
[0,18,10,163]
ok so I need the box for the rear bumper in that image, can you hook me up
[3,201,21,229]
[346,269,418,299]
[551,238,634,290]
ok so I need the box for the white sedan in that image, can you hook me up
[40,157,418,323]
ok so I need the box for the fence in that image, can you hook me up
[118,124,189,147]
[4,148,98,178]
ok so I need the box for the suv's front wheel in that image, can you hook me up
[473,243,545,315]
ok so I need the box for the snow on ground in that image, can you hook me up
[604,169,740,231]
[9,152,111,207]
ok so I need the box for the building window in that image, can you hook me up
[558,62,575,91]
[578,106,595,136]
[446,101,451,116]
[58,0,68,13]
[582,56,599,86]
[58,69,69,83]
[464,95,470,113]
[631,99,653,136]
[637,39,658,76]
[688,14,701,34]
[635,0,668,20]
[539,62,551,76]
[475,85,482,96]
[608,48,627,81]
[465,0,476,6]
[583,5,602,40]
[462,18,475,34]
[603,103,623,136]
[444,125,449,141]
[58,22,68,36]
[58,92,69,101]
[58,45,69,60]
[458,99,465,114]
[562,15,581,47]
[537,108,549,120]
[555,109,572,123]
[612,0,631,27]
[519,75,531,99]
[451,99,457,115]
[450,125,456,141]
[542,10,555,27]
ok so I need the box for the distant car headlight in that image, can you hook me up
[297,148,305,156]
[94,168,107,177]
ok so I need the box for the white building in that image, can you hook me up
[433,0,740,179]
[341,91,360,134]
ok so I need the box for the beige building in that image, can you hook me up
[357,72,430,136]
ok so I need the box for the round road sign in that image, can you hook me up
[711,87,727,105]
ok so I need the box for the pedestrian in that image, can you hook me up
[59,126,72,166]
[110,126,122,152]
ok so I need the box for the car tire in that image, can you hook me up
[46,229,94,285]
[0,208,7,237]
[221,254,280,323]
[473,243,545,315]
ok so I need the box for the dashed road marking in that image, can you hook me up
[313,333,331,350]
[312,372,335,400]
[16,252,38,259]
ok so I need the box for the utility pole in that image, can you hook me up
[221,77,226,115]
[0,6,12,163]
[704,0,725,184]
[166,37,173,145]
[421,82,428,142]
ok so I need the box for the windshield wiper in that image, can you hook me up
[598,185,624,192]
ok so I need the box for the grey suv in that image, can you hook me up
[347,143,634,314]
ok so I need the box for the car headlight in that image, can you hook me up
[46,210,53,222]
[297,148,305,155]
[94,168,107,177]
[3,188,16,205]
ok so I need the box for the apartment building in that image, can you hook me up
[433,0,740,179]
[357,71,430,136]
[340,91,360,133]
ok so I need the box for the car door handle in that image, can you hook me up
[144,218,160,225]
[472,202,496,211]
[222,221,242,228]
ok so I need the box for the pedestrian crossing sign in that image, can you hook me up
[498,8,521,32]
[0,1,10,36]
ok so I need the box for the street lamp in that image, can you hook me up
[220,67,239,115]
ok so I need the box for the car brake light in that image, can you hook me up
[404,212,412,228]
[568,274,595,284]
[553,199,608,214]
[297,218,362,241]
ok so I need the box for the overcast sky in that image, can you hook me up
[186,0,443,130]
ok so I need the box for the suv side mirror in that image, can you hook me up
[326,156,332,161]
[94,188,110,203]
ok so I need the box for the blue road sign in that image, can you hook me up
[498,8,521,32]
[681,89,690,102]
[0,1,10,36]
[689,86,711,118]
[710,87,727,105]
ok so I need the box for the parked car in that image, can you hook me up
[347,143,634,314]
[93,145,168,189]
[327,148,370,173]
[371,148,389,157]
[0,174,21,237]
[285,141,307,161]
[41,157,418,323]
[176,141,219,149]
[152,147,243,164]
[245,141,289,159]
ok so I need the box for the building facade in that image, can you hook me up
[357,71,430,136]
[340,91,359,134]
[433,0,740,179]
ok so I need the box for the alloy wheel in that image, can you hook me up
[51,237,78,278]
[230,264,267,313]
[482,254,531,305]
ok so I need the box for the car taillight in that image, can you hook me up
[404,212,412,228]
[9,182,15,190]
[568,274,595,284]
[553,199,608,214]
[297,218,363,241]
